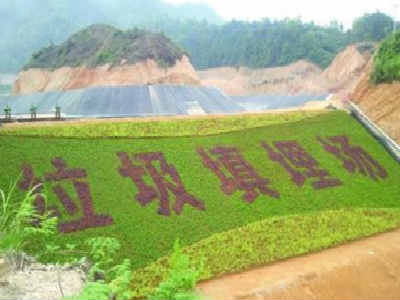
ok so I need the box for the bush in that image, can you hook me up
[150,239,201,300]
[371,31,400,84]
[0,179,58,268]
[70,237,134,300]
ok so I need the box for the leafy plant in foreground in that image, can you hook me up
[86,237,121,281]
[0,179,58,269]
[70,237,134,300]
[150,239,202,300]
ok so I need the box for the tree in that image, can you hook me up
[352,12,394,42]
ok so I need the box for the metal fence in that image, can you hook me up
[349,101,400,163]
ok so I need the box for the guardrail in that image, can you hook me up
[349,101,400,163]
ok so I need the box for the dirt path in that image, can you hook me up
[197,229,400,299]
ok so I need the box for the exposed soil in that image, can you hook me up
[197,228,400,299]
[198,60,326,96]
[351,60,400,144]
[199,45,372,98]
[13,56,200,95]
[0,260,84,300]
[13,44,371,99]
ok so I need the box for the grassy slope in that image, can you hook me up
[132,208,400,298]
[0,111,324,138]
[0,111,399,294]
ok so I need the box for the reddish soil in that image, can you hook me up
[199,45,372,97]
[13,56,200,95]
[351,60,400,144]
[197,229,400,299]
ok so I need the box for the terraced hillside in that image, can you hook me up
[0,111,399,298]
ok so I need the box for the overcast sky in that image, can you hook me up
[165,0,400,28]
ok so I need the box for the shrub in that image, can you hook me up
[71,237,134,300]
[65,282,111,300]
[150,239,202,300]
[0,179,58,268]
[86,237,121,281]
[371,31,400,84]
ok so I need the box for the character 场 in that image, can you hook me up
[317,135,388,181]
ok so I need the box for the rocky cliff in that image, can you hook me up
[13,24,200,95]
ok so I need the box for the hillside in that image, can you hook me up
[199,44,374,96]
[0,4,393,75]
[13,25,200,95]
[0,0,221,73]
[1,111,400,298]
[351,32,400,143]
[199,60,326,95]
[352,64,400,143]
[24,24,187,70]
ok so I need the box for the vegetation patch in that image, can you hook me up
[371,30,400,84]
[24,24,187,70]
[0,111,325,138]
[132,208,400,298]
[0,111,400,297]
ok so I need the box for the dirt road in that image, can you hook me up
[198,229,400,299]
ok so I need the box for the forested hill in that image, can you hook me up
[0,0,221,73]
[0,0,395,74]
[148,12,394,69]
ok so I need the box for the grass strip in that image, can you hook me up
[131,208,400,299]
[0,111,325,138]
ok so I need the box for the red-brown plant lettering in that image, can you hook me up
[117,151,205,216]
[262,141,342,189]
[197,146,280,202]
[18,158,113,233]
[317,135,388,180]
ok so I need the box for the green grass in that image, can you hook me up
[132,208,400,298]
[0,110,399,296]
[0,110,324,138]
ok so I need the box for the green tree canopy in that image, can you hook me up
[352,12,394,42]
[371,31,400,84]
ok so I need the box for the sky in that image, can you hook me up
[165,0,400,28]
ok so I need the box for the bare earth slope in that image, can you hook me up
[13,56,199,95]
[352,60,400,143]
[199,45,372,97]
[198,60,325,96]
[198,228,400,299]
[13,24,200,95]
